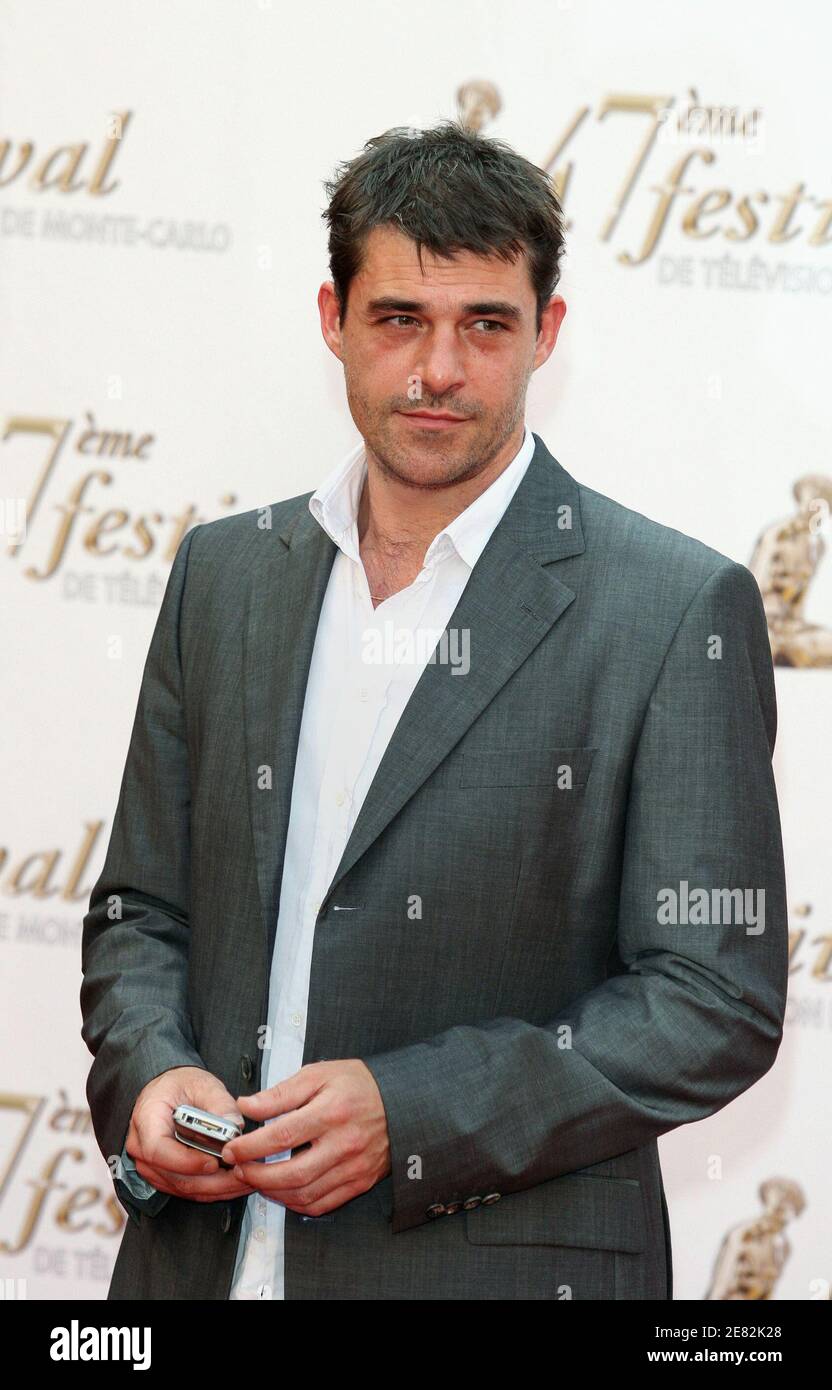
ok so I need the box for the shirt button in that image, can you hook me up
[291,1012,303,1027]
[335,790,345,806]
[254,1228,265,1241]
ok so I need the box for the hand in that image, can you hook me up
[125,1065,257,1203]
[221,1060,391,1217]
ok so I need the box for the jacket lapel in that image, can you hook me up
[242,505,337,964]
[243,432,585,959]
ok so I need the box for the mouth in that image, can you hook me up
[396,411,471,431]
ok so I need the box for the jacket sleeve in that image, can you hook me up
[360,560,789,1235]
[80,523,209,1217]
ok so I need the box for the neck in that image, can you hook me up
[357,426,526,558]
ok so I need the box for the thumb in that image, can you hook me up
[189,1073,245,1129]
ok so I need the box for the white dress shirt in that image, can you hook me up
[228,424,535,1299]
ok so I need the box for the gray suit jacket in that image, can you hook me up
[80,432,788,1300]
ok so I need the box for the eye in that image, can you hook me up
[380,316,507,332]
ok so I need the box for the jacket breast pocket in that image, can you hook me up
[464,1173,646,1254]
[448,745,597,790]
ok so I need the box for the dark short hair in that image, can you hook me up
[321,120,566,334]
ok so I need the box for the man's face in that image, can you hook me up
[319,224,565,489]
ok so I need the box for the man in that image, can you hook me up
[81,121,788,1301]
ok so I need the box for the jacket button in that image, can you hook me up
[462,1196,482,1210]
[480,1192,501,1205]
[240,1054,253,1082]
[221,1205,232,1233]
[426,1203,446,1219]
[444,1201,463,1215]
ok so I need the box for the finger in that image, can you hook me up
[183,1178,258,1200]
[284,1174,369,1217]
[246,1137,382,1212]
[132,1096,222,1176]
[186,1078,245,1130]
[134,1160,257,1201]
[141,1097,247,1176]
[222,1103,326,1165]
[133,1156,218,1189]
[143,1130,223,1175]
[282,1153,372,1211]
[131,1135,219,1177]
[232,1135,341,1196]
[191,1187,258,1204]
[235,1067,326,1121]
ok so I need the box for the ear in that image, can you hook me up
[533,295,566,371]
[318,281,345,361]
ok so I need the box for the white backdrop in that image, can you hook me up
[1,0,829,1299]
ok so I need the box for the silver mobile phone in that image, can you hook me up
[173,1105,242,1165]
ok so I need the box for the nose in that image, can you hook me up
[414,326,466,398]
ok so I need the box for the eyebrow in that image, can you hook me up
[366,296,523,322]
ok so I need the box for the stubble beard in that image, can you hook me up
[350,389,526,493]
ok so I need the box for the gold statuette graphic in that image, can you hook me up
[456,80,501,133]
[705,1177,805,1299]
[749,475,832,666]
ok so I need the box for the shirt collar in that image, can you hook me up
[309,424,535,571]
